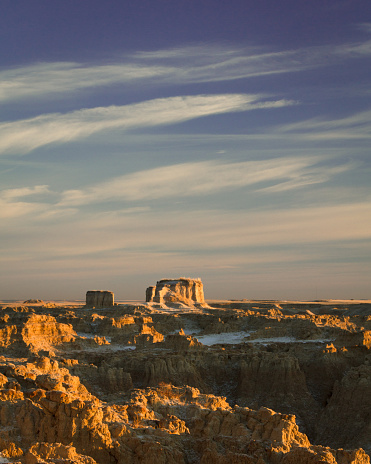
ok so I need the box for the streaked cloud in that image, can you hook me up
[256,163,352,193]
[1,23,370,301]
[0,198,46,219]
[0,94,294,155]
[1,37,371,103]
[275,108,371,140]
[1,178,369,298]
[0,156,353,220]
[2,200,370,257]
[357,22,371,34]
[0,184,52,219]
[0,62,171,103]
[0,184,51,200]
[59,157,351,206]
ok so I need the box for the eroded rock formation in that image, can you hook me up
[86,291,114,308]
[146,277,205,306]
[0,298,370,463]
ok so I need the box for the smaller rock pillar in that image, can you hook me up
[86,290,114,308]
[145,286,156,303]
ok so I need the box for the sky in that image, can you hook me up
[0,0,370,301]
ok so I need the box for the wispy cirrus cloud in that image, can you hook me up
[0,157,351,218]
[59,157,350,206]
[276,108,371,140]
[1,37,370,103]
[0,184,51,200]
[134,40,371,79]
[0,94,294,155]
[2,200,371,256]
[0,198,45,219]
[256,163,352,193]
[0,184,60,219]
[0,62,171,103]
[357,22,371,34]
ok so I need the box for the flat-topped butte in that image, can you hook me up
[146,277,205,307]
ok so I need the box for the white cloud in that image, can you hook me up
[0,184,51,200]
[0,62,171,103]
[1,182,370,300]
[88,201,371,250]
[175,39,371,78]
[0,157,351,218]
[0,157,352,220]
[59,157,347,206]
[2,200,370,258]
[133,44,243,60]
[0,184,54,219]
[0,198,46,219]
[1,38,371,103]
[0,94,295,155]
[357,23,371,34]
[335,36,371,56]
[257,163,353,193]
[275,108,371,140]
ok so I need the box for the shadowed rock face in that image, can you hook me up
[86,291,114,308]
[146,278,205,306]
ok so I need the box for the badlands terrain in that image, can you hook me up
[0,279,370,463]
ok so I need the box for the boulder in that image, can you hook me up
[86,291,114,308]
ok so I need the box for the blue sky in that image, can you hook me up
[1,0,370,300]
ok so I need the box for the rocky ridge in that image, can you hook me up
[0,299,370,463]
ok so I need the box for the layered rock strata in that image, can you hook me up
[86,291,114,308]
[0,299,370,463]
[0,358,368,464]
[146,278,205,306]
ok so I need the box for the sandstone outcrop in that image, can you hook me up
[0,299,370,462]
[237,351,321,437]
[161,330,203,351]
[314,363,371,452]
[86,291,114,308]
[146,277,205,306]
[0,313,77,356]
[334,330,371,349]
[25,443,97,464]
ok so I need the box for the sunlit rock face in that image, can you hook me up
[86,291,114,308]
[0,299,370,463]
[145,278,205,306]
